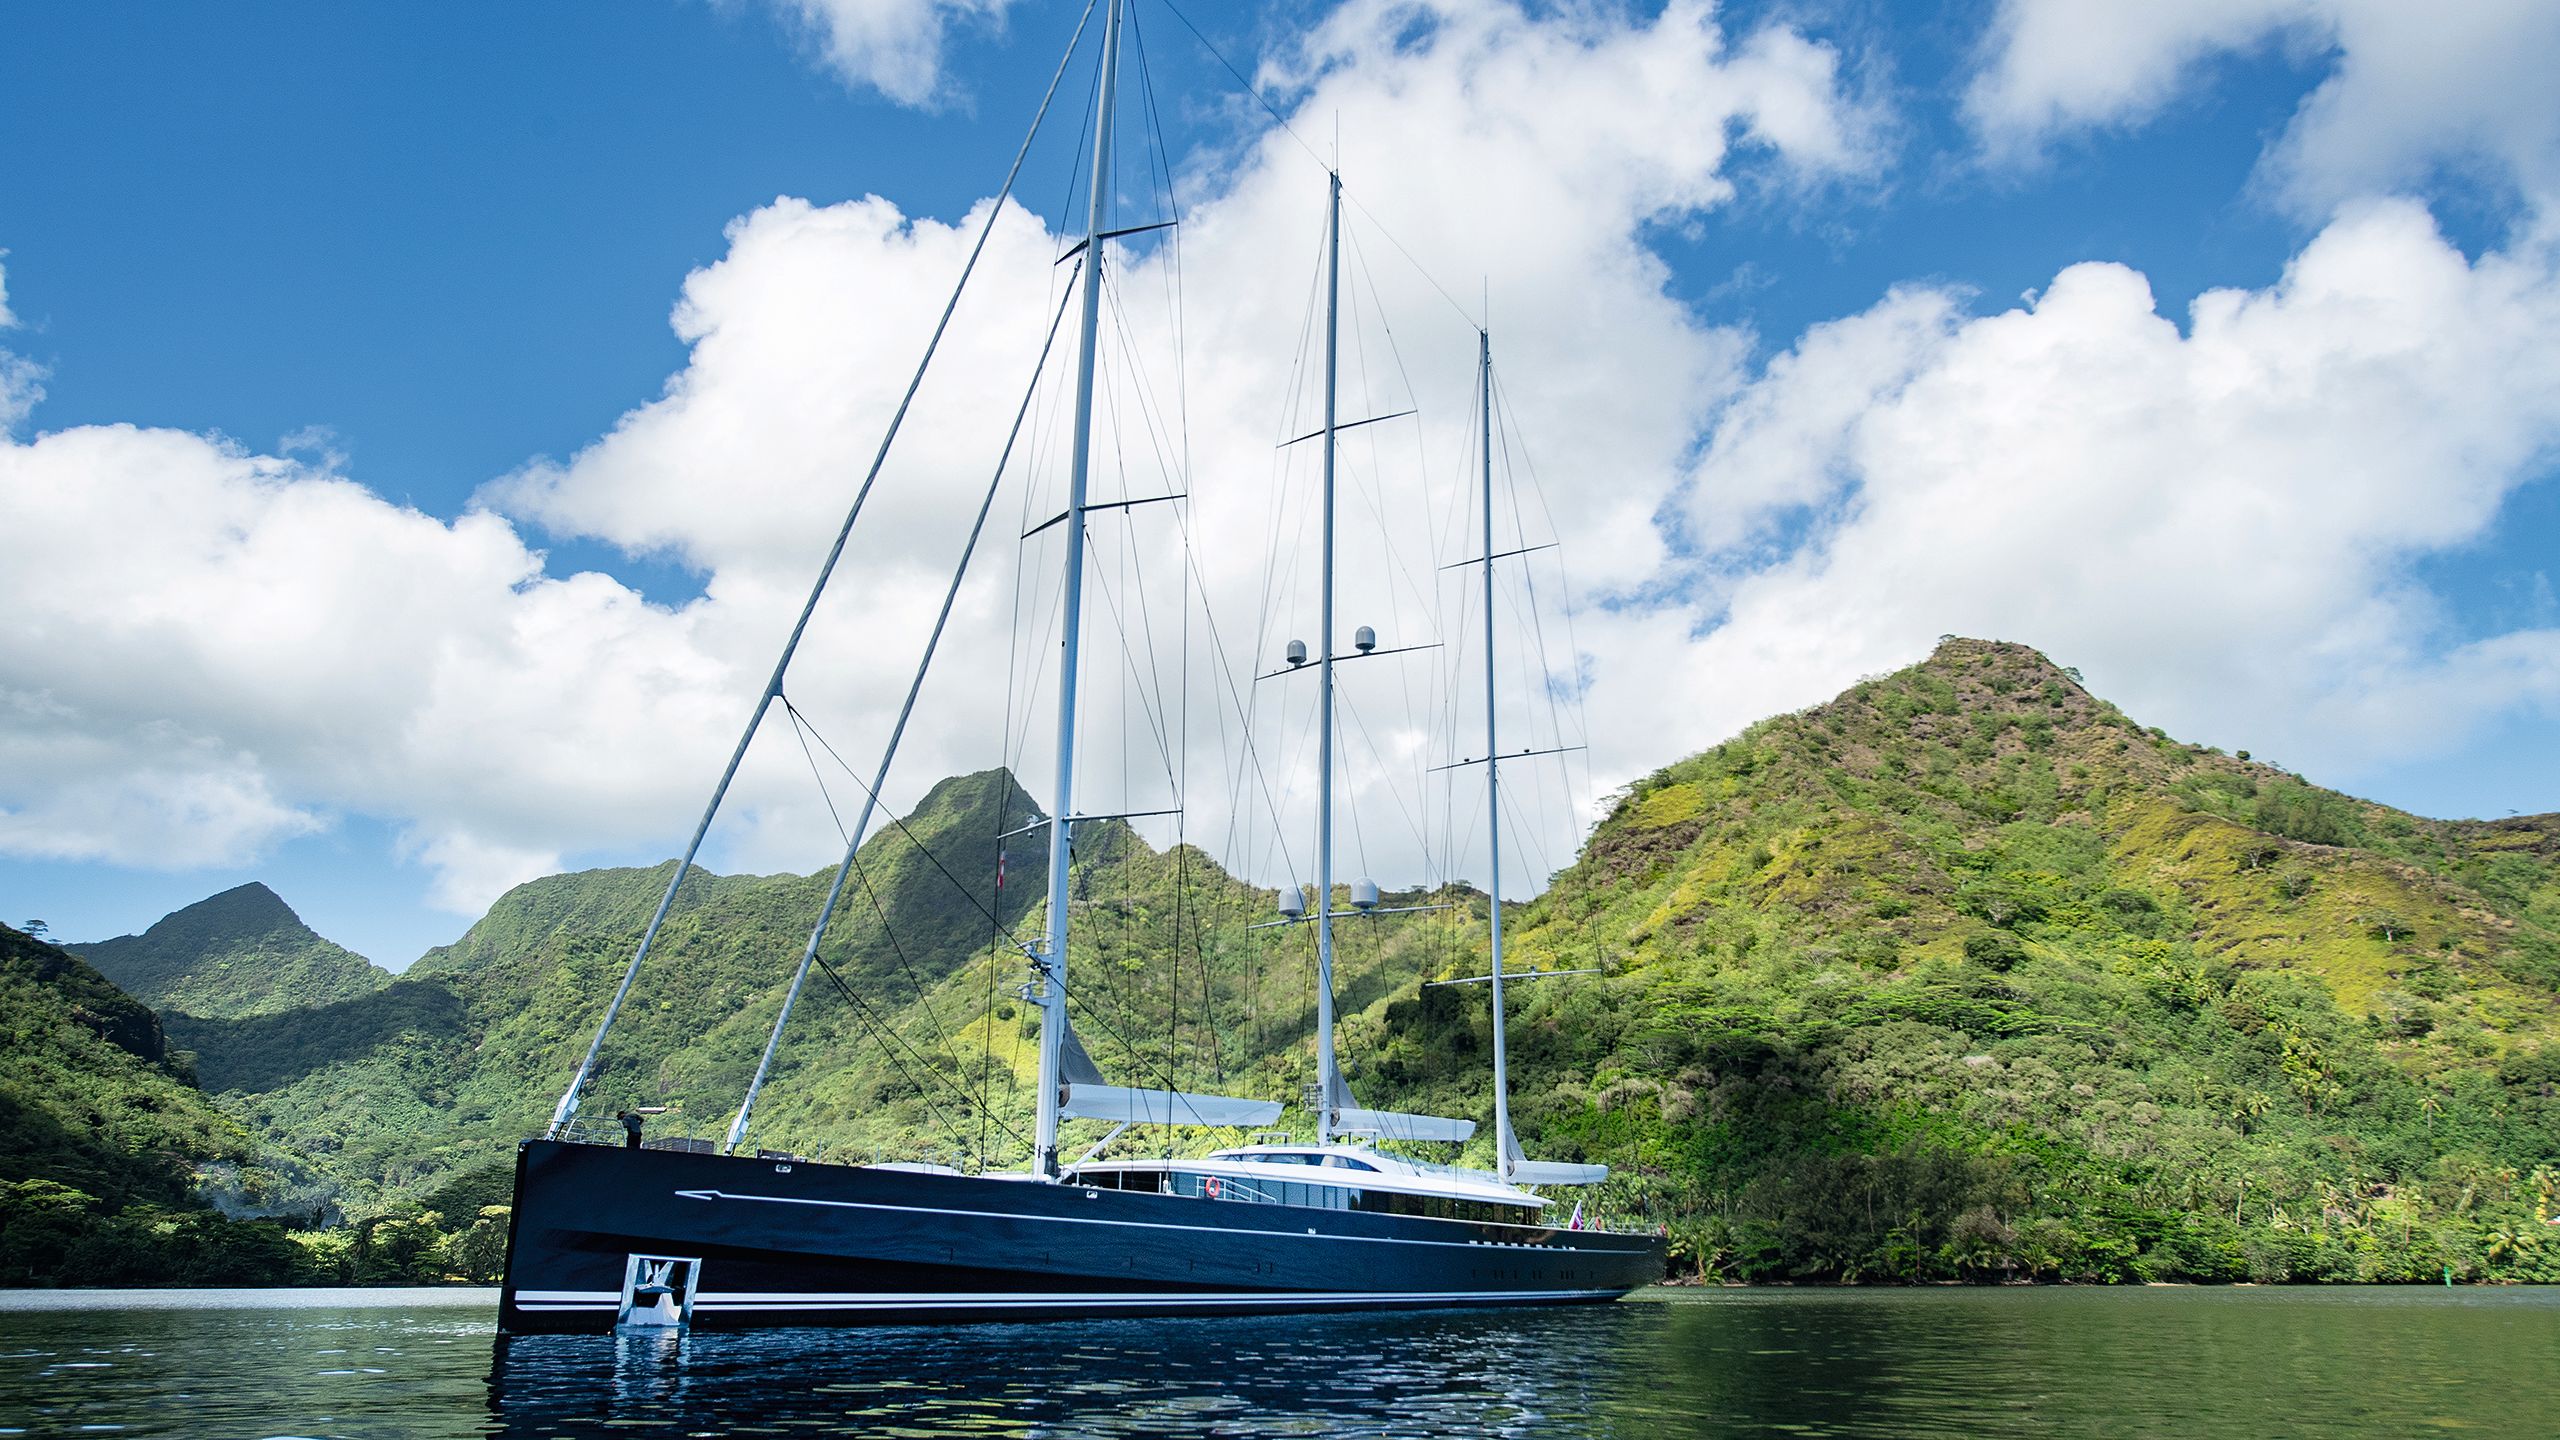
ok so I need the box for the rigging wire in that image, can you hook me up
[787,700,1015,938]
[1489,366,1591,879]
[1131,3,1228,1094]
[776,700,1005,1160]
[778,697,974,1097]
[814,942,1024,1160]
[1490,365,1602,814]
[1153,0,1480,332]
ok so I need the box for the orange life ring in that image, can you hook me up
[1204,1175,1224,1199]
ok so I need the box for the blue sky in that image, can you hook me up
[6,0,2560,967]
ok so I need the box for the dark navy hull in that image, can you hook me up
[498,1139,1663,1332]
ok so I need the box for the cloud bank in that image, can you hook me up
[1,0,1870,912]
[6,0,2560,922]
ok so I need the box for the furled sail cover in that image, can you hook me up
[1320,1065,1473,1142]
[1503,1122,1606,1186]
[1331,1108,1476,1143]
[1055,1017,1282,1127]
[1060,1084,1283,1127]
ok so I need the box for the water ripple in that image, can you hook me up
[1,1287,2555,1437]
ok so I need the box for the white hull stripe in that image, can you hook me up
[514,1288,1623,1311]
[668,1188,1637,1254]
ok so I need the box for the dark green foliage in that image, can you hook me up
[167,981,466,1095]
[1964,931,2027,971]
[2252,783,2362,848]
[0,925,311,1286]
[1,920,169,1067]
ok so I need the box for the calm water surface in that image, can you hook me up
[2,1285,2555,1438]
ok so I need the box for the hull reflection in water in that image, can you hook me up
[480,1289,2560,1440]
[499,1139,1661,1331]
[487,1306,1660,1438]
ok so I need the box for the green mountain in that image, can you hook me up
[0,923,310,1284]
[46,638,2560,1288]
[72,882,388,1019]
[1360,638,2560,1283]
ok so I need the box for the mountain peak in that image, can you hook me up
[1804,635,2115,743]
[1917,635,2087,689]
[1581,635,2559,1039]
[172,881,300,934]
[72,884,386,1020]
[908,765,1039,821]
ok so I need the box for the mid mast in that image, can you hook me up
[1287,171,1471,1151]
[1313,169,1346,1144]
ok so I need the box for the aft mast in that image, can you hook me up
[1474,330,1606,1190]
[1314,169,1346,1146]
[1031,0,1123,1181]
[1478,330,1516,1184]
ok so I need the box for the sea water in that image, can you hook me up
[2,1285,2555,1437]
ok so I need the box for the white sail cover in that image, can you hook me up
[1509,1158,1608,1185]
[1054,1016,1278,1127]
[1060,1083,1283,1127]
[1332,1107,1476,1143]
[1504,1123,1606,1186]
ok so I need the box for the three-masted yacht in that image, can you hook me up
[496,0,1662,1333]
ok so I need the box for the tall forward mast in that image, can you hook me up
[1030,0,1125,1181]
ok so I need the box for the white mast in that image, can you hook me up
[1479,329,1515,1185]
[1314,169,1345,1146]
[1032,0,1123,1181]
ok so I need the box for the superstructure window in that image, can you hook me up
[1351,1191,1534,1224]
[1168,1171,1354,1210]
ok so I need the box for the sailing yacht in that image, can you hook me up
[496,0,1662,1333]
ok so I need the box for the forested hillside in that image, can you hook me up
[1368,639,2560,1282]
[0,923,309,1283]
[18,638,2560,1287]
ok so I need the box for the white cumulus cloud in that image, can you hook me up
[736,0,1017,106]
[1966,0,2560,214]
[1629,200,2560,789]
